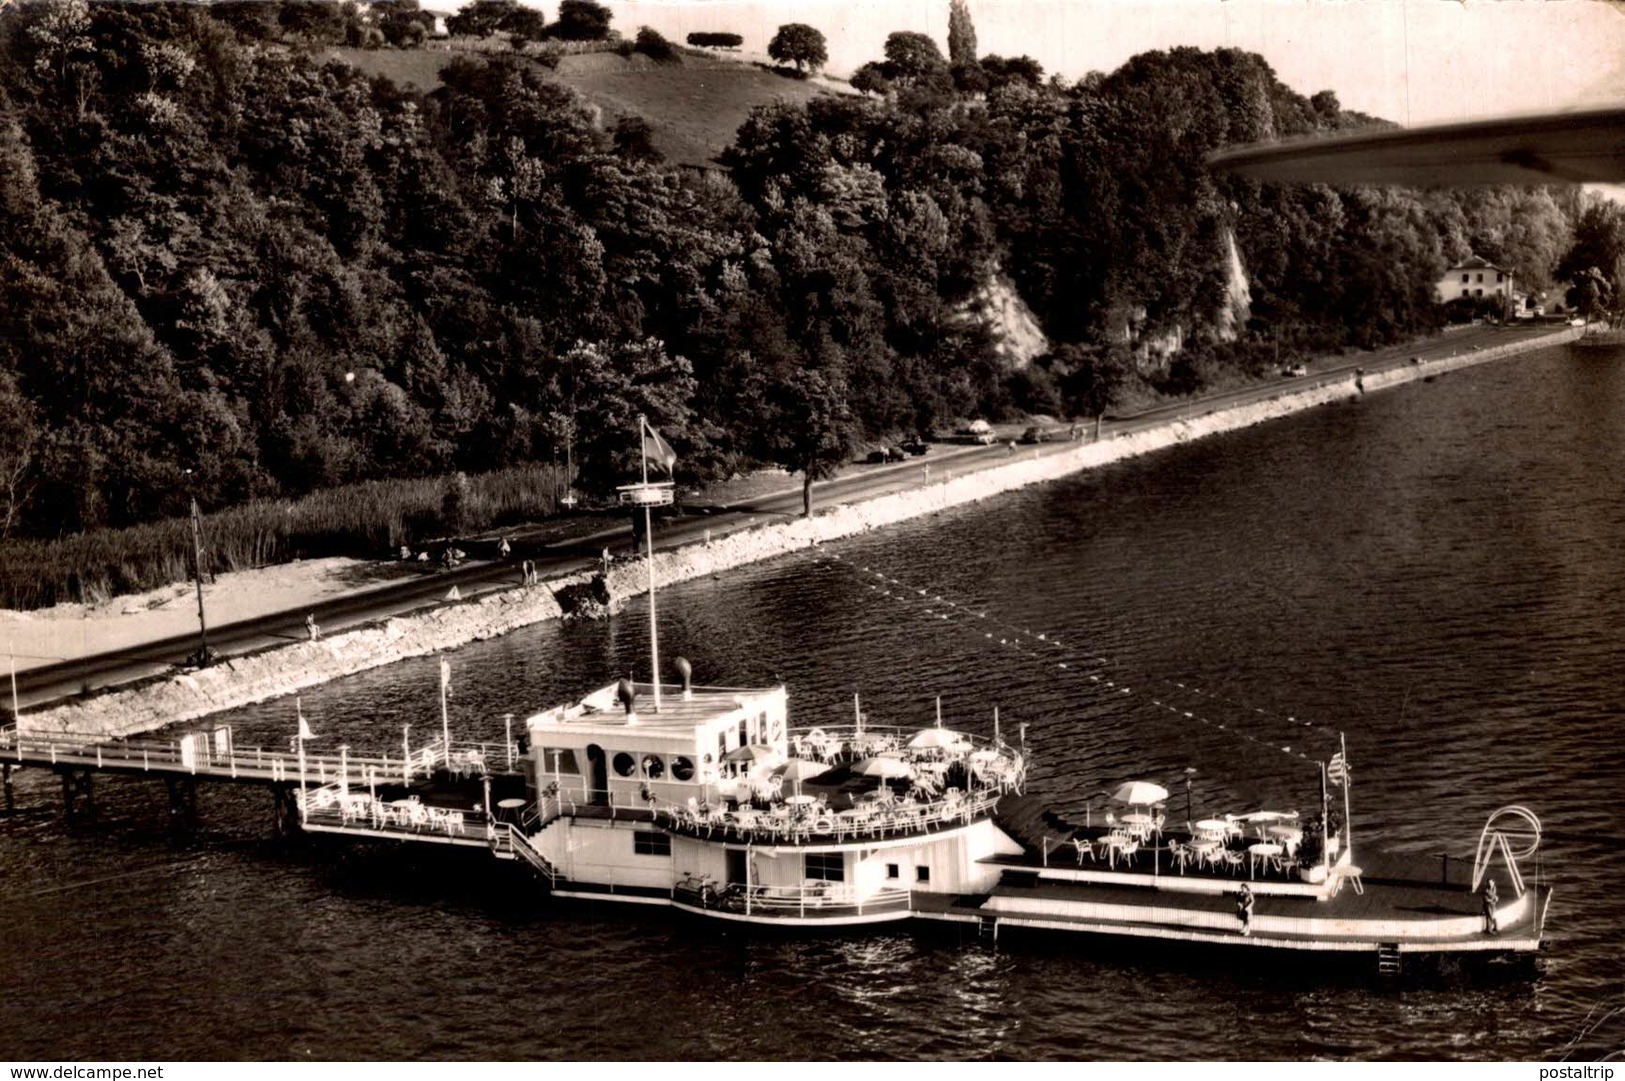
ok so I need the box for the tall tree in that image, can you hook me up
[760,367,857,517]
[947,0,977,66]
[551,0,612,41]
[767,23,827,73]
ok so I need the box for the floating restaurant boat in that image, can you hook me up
[289,420,1553,976]
[0,420,1545,977]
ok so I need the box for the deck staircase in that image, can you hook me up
[490,822,558,886]
[1376,942,1402,976]
[993,793,1085,859]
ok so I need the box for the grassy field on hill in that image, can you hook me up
[328,47,854,169]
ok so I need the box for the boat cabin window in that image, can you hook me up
[612,752,636,778]
[885,863,900,880]
[806,852,844,882]
[915,865,931,884]
[671,756,695,782]
[633,831,671,856]
[641,754,665,779]
[539,748,579,774]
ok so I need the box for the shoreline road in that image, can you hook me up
[6,323,1562,712]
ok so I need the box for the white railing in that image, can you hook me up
[5,727,399,787]
[299,785,485,840]
[658,787,1002,845]
[492,821,558,885]
[674,879,911,919]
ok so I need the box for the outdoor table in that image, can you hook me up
[1191,839,1221,871]
[1195,818,1230,835]
[1248,842,1284,879]
[496,797,525,822]
[1099,834,1137,869]
[784,794,817,808]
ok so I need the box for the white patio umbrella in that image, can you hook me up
[1111,781,1170,806]
[854,755,915,780]
[721,744,786,776]
[776,758,831,782]
[908,727,971,751]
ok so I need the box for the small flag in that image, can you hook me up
[1328,751,1350,786]
[441,658,452,699]
[642,419,677,475]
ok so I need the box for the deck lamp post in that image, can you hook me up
[1184,767,1196,822]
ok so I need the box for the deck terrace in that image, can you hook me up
[916,864,1548,955]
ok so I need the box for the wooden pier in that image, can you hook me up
[0,722,524,831]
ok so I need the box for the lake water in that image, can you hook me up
[4,344,1623,1060]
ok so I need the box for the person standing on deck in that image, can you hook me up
[1237,883,1255,936]
[1482,879,1499,935]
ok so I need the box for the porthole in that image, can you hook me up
[642,754,666,780]
[612,752,636,778]
[671,756,695,782]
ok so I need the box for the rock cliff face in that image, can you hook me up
[1215,228,1253,343]
[20,327,1578,741]
[959,267,1048,367]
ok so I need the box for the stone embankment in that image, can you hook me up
[22,326,1579,740]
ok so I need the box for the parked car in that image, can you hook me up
[1019,426,1051,444]
[864,446,907,464]
[901,439,930,456]
[956,419,996,445]
[1281,363,1308,377]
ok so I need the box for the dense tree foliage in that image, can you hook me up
[550,0,611,42]
[686,32,742,49]
[947,0,977,67]
[0,2,1576,549]
[767,23,826,73]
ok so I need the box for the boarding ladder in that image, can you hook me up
[489,821,558,886]
[1376,943,1402,976]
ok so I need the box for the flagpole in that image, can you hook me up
[1320,759,1330,877]
[296,697,308,825]
[441,660,451,765]
[641,416,662,713]
[1340,732,1352,865]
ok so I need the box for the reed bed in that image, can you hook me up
[0,466,563,612]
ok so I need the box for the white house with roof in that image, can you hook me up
[1437,256,1513,303]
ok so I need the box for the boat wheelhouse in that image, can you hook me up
[517,679,1028,924]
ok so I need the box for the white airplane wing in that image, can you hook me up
[1207,106,1625,186]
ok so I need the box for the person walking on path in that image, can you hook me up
[498,536,511,560]
[1237,883,1255,936]
[306,613,321,642]
[1482,879,1499,935]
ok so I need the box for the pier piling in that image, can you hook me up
[165,776,198,832]
[60,768,96,822]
